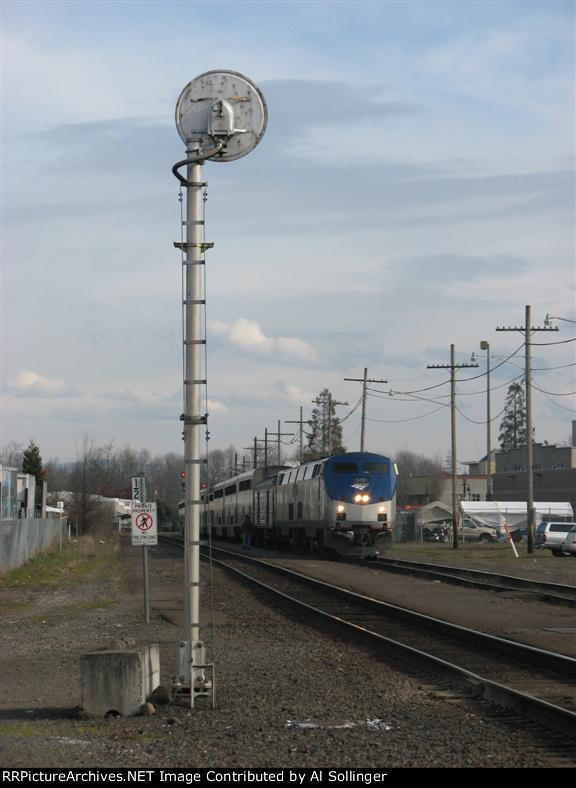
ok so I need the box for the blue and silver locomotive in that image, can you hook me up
[200,451,397,558]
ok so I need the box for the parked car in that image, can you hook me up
[535,521,576,556]
[461,520,496,543]
[559,525,576,557]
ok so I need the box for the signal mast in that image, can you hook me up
[172,71,267,707]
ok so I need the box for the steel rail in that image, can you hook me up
[361,556,576,608]
[206,546,575,672]
[198,545,576,737]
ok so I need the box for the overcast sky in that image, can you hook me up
[2,0,575,469]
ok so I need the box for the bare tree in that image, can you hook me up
[67,437,107,535]
[395,449,443,506]
[0,441,24,467]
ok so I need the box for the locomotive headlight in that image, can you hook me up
[378,505,386,513]
[354,494,362,503]
[337,504,345,513]
[362,494,370,503]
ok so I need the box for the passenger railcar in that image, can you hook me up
[196,451,397,558]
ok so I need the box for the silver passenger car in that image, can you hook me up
[559,525,576,557]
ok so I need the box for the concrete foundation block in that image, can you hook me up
[142,643,160,699]
[80,645,161,718]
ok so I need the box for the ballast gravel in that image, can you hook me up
[0,538,574,769]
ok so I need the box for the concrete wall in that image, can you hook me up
[0,518,65,573]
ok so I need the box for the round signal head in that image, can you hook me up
[175,70,268,161]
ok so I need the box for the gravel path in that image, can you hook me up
[0,537,574,768]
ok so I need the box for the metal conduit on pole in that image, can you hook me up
[172,70,267,708]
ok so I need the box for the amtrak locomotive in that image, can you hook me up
[199,451,398,558]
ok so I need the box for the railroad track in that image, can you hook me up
[359,555,576,608]
[192,542,576,739]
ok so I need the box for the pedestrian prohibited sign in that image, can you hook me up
[131,502,158,546]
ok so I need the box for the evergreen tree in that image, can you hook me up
[22,440,44,482]
[21,440,45,516]
[498,382,527,451]
[304,389,346,460]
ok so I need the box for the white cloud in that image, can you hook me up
[208,399,229,416]
[274,381,315,403]
[210,318,318,365]
[9,371,82,399]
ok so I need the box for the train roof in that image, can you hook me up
[207,452,394,492]
[211,464,291,491]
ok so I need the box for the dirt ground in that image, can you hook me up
[0,535,575,769]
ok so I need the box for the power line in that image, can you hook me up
[531,337,576,346]
[532,361,576,371]
[366,405,446,423]
[340,394,363,423]
[455,342,525,383]
[538,393,576,413]
[455,404,507,426]
[530,383,576,397]
[390,342,525,394]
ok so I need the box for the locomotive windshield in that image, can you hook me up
[323,453,397,505]
[362,463,389,473]
[331,462,389,474]
[332,463,358,473]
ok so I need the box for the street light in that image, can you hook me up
[544,313,576,327]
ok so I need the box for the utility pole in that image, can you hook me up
[427,346,478,549]
[479,341,492,500]
[286,406,311,464]
[344,369,388,451]
[244,438,265,470]
[496,305,558,553]
[265,422,293,465]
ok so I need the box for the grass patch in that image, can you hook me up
[0,719,154,742]
[0,537,123,592]
[389,540,561,568]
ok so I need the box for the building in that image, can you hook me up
[398,471,487,508]
[462,450,497,477]
[493,442,576,511]
[0,466,18,519]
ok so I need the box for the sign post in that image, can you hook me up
[132,477,146,504]
[131,500,157,624]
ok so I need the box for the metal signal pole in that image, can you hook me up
[172,70,267,709]
[496,305,558,553]
[172,150,212,706]
[344,369,388,451]
[427,346,478,549]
